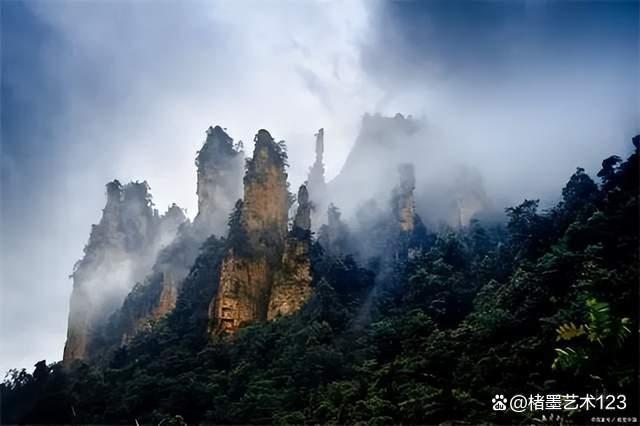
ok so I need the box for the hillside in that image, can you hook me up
[1,124,638,425]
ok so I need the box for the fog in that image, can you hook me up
[1,0,638,375]
[63,180,188,365]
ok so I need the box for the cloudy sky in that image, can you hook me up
[1,0,638,376]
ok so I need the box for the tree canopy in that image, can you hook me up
[2,140,638,425]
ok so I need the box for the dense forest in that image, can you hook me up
[2,137,638,425]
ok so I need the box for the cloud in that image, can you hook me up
[356,0,639,208]
[1,0,376,375]
[1,0,638,375]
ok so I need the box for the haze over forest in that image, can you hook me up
[1,0,638,377]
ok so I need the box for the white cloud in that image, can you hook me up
[2,0,380,375]
[2,0,637,375]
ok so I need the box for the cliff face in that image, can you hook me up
[120,271,178,345]
[95,126,245,350]
[209,131,312,335]
[103,221,202,350]
[241,130,289,245]
[194,126,244,237]
[209,253,271,333]
[63,181,185,366]
[307,129,328,228]
[65,126,316,361]
[155,272,178,318]
[318,204,351,257]
[328,113,495,227]
[268,185,313,320]
[64,288,90,364]
[392,164,416,232]
[328,114,421,216]
[209,130,289,335]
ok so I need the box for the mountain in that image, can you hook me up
[208,129,311,335]
[63,180,187,366]
[63,119,434,368]
[306,128,329,229]
[64,126,243,365]
[328,113,494,228]
[2,124,638,425]
[193,125,245,236]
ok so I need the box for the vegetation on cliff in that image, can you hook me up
[2,137,637,425]
[63,180,187,366]
[194,125,244,236]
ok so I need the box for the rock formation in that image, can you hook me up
[209,130,313,335]
[241,130,289,245]
[159,204,188,244]
[390,164,429,261]
[119,271,178,345]
[102,221,202,350]
[209,252,271,334]
[348,164,424,264]
[209,130,290,334]
[292,185,312,232]
[392,163,416,232]
[328,113,421,216]
[307,128,328,227]
[95,126,245,350]
[268,185,313,319]
[327,113,496,227]
[449,166,493,228]
[194,126,244,237]
[318,204,351,257]
[63,181,185,366]
[155,272,178,318]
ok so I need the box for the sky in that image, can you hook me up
[1,0,638,376]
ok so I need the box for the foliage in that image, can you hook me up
[553,298,631,372]
[2,140,638,424]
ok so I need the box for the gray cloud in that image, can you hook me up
[1,0,638,375]
[1,0,376,375]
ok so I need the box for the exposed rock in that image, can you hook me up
[209,130,291,335]
[449,167,493,228]
[318,204,351,257]
[268,185,313,320]
[63,181,184,366]
[65,126,315,358]
[194,126,244,237]
[102,222,201,350]
[154,272,178,319]
[349,164,427,265]
[120,271,178,345]
[392,163,416,232]
[307,129,328,227]
[63,287,90,365]
[328,113,421,216]
[209,251,270,333]
[161,203,187,232]
[327,113,496,226]
[268,238,312,320]
[241,129,289,247]
[293,185,311,232]
[96,126,243,351]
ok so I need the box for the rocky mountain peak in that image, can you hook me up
[307,128,328,227]
[63,180,185,366]
[293,185,311,232]
[392,163,416,232]
[194,125,244,237]
[209,132,313,335]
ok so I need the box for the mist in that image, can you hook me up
[1,0,638,375]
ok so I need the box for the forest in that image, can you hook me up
[1,137,638,425]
